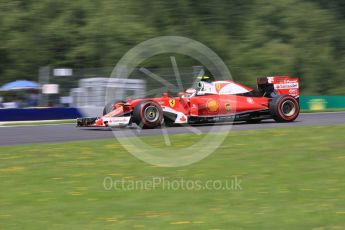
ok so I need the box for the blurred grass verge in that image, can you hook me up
[0,125,344,229]
[301,108,345,113]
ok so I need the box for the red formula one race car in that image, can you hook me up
[77,76,300,129]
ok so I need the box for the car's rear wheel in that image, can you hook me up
[269,95,300,122]
[132,101,163,129]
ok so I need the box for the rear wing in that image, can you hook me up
[257,76,299,98]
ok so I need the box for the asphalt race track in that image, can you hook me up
[0,112,344,146]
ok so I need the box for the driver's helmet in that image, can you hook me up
[196,81,214,94]
[196,75,215,83]
[188,75,217,96]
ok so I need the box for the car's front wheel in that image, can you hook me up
[132,101,163,129]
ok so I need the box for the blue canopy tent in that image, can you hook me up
[0,80,40,91]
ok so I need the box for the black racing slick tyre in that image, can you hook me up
[132,101,163,129]
[103,100,125,115]
[269,95,300,122]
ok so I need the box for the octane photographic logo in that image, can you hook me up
[106,36,234,167]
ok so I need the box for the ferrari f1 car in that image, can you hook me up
[77,76,300,129]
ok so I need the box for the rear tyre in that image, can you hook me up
[103,100,125,115]
[269,95,300,122]
[132,101,163,129]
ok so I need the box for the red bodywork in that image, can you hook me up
[107,94,268,117]
[77,76,300,127]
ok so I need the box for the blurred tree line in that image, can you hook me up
[0,0,344,94]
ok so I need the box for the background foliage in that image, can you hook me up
[0,0,344,94]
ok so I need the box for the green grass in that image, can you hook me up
[301,108,345,113]
[0,125,345,229]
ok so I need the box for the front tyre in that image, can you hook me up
[132,101,163,129]
[103,100,125,115]
[269,95,300,122]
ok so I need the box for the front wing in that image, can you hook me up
[77,116,131,128]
